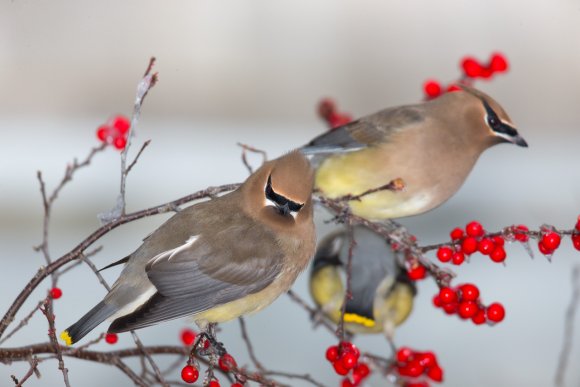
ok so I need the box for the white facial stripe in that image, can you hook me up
[265,197,299,218]
[494,132,515,143]
[149,235,199,266]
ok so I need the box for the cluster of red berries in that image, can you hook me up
[395,347,443,386]
[181,353,241,385]
[325,342,371,386]
[436,221,508,265]
[572,217,580,251]
[318,98,353,129]
[423,53,508,99]
[50,287,62,299]
[432,283,505,325]
[96,115,130,150]
[537,228,562,256]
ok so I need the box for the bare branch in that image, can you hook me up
[238,317,265,372]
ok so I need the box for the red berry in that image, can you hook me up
[458,301,479,319]
[418,352,436,368]
[341,379,354,387]
[50,287,63,299]
[479,67,493,78]
[459,284,479,301]
[472,309,487,325]
[541,232,561,251]
[442,302,458,315]
[219,353,237,372]
[209,381,221,387]
[433,295,443,307]
[439,287,457,304]
[466,221,484,237]
[490,247,507,263]
[403,360,424,378]
[231,384,243,387]
[407,264,426,280]
[397,347,413,363]
[486,303,506,323]
[575,216,580,232]
[461,237,478,255]
[461,57,483,78]
[538,241,553,255]
[447,84,462,92]
[572,234,580,251]
[493,236,505,247]
[113,136,127,150]
[424,80,442,98]
[451,251,465,265]
[436,246,453,263]
[180,328,196,346]
[112,116,130,133]
[341,352,358,370]
[478,238,495,255]
[96,125,109,141]
[105,333,118,344]
[340,341,360,358]
[450,227,464,240]
[514,225,529,242]
[333,359,350,375]
[326,345,339,362]
[489,53,508,73]
[353,362,370,378]
[427,365,444,382]
[181,365,199,384]
[405,383,429,387]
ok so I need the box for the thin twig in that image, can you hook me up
[238,317,265,372]
[12,357,38,387]
[0,300,44,346]
[40,299,70,387]
[237,142,268,174]
[334,178,405,202]
[554,265,580,386]
[126,140,152,175]
[286,290,338,335]
[262,370,326,387]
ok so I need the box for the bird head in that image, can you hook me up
[458,85,528,148]
[242,150,314,229]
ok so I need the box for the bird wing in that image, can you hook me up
[108,223,285,332]
[302,105,424,155]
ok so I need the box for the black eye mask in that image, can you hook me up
[265,175,304,215]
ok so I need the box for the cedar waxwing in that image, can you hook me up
[61,150,315,345]
[309,226,416,338]
[302,86,528,220]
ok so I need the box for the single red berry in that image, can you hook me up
[326,345,339,362]
[486,303,506,323]
[439,287,457,304]
[427,365,444,382]
[572,234,580,251]
[538,241,553,256]
[50,287,63,299]
[407,264,426,280]
[479,67,493,78]
[397,347,414,363]
[471,309,487,325]
[209,381,221,387]
[403,360,424,378]
[341,352,358,370]
[451,251,465,265]
[105,333,118,344]
[231,384,243,387]
[219,353,237,372]
[478,238,495,255]
[418,352,436,368]
[405,383,429,387]
[353,362,370,378]
[436,246,453,263]
[423,80,442,98]
[432,295,443,308]
[340,341,360,358]
[490,246,507,263]
[514,225,530,242]
[341,379,354,387]
[450,227,464,240]
[181,365,199,384]
[461,237,478,255]
[112,116,130,133]
[447,84,462,92]
[180,328,196,346]
[113,136,127,150]
[459,284,479,301]
[97,125,109,141]
[442,302,458,315]
[489,53,508,73]
[318,98,336,119]
[461,57,483,78]
[466,221,484,237]
[333,359,350,375]
[575,216,580,232]
[458,301,479,319]
[541,232,561,251]
[492,236,505,247]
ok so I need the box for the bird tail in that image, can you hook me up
[60,301,117,346]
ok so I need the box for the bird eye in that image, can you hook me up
[487,114,501,131]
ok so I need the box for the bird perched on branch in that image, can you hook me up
[310,226,415,338]
[302,86,527,220]
[61,150,315,345]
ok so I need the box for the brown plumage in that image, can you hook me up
[61,150,315,345]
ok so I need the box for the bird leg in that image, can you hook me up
[191,323,227,359]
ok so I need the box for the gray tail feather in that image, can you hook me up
[63,301,117,345]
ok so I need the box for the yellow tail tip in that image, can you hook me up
[60,330,73,346]
[344,313,376,327]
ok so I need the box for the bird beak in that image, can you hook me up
[277,203,291,216]
[510,134,528,148]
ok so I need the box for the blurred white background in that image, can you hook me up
[1,0,580,386]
